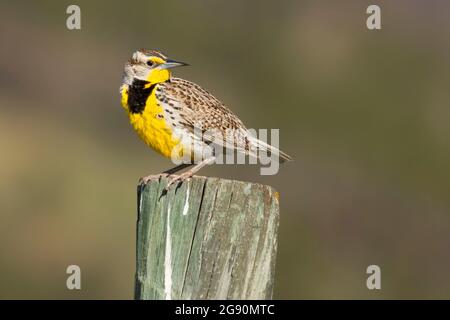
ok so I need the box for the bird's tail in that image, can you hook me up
[248,136,293,163]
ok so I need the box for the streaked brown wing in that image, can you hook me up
[156,78,252,152]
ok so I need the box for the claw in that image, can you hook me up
[163,171,194,192]
[139,173,168,185]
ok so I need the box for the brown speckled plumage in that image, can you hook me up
[155,77,251,152]
[138,49,167,60]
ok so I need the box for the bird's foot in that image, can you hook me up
[164,171,194,192]
[139,173,168,185]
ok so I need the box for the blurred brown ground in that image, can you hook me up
[0,0,450,299]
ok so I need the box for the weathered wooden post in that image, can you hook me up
[135,176,280,300]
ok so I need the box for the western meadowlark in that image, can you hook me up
[120,49,292,188]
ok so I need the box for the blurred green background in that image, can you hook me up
[1,0,450,299]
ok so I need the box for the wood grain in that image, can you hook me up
[135,176,280,300]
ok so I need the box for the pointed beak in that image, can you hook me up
[159,59,190,70]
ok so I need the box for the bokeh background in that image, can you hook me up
[1,0,450,299]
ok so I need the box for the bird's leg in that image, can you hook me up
[139,163,194,185]
[165,156,216,191]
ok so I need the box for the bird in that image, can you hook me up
[120,49,292,189]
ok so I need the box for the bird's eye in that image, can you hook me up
[147,60,154,67]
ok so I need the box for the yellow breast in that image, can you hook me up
[121,86,182,159]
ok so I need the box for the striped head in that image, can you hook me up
[122,49,189,86]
